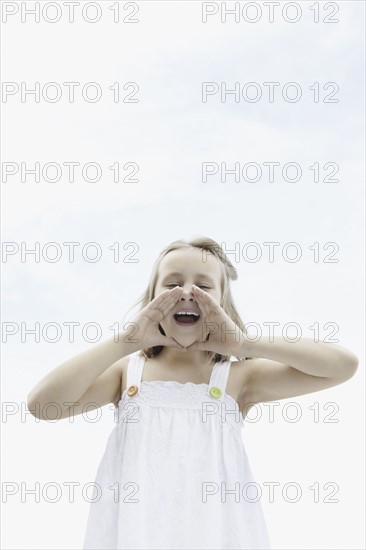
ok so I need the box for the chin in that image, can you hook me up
[167,327,196,348]
[162,321,201,348]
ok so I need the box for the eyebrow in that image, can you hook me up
[161,272,216,285]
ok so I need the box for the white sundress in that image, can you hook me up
[82,353,271,550]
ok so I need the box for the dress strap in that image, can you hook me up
[126,353,145,390]
[207,360,232,399]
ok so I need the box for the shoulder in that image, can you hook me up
[119,353,139,381]
[111,354,136,407]
[230,358,256,375]
[119,352,147,382]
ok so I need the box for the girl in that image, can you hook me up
[27,237,359,550]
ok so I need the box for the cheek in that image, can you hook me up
[153,288,164,298]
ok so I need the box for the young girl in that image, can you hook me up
[27,237,359,550]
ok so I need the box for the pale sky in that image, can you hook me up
[1,2,365,549]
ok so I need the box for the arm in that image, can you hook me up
[239,337,359,404]
[27,331,137,421]
[27,287,185,421]
[182,286,359,403]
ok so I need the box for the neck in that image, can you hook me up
[155,346,215,370]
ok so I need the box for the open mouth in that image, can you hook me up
[173,311,200,326]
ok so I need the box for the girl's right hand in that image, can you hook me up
[125,286,185,351]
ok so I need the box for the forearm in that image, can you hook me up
[242,337,359,378]
[27,330,138,405]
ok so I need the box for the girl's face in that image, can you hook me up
[154,248,223,348]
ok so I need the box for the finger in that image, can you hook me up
[161,336,185,350]
[159,288,185,319]
[190,286,210,317]
[185,341,207,352]
[150,286,181,305]
[192,285,222,316]
[191,284,215,308]
[152,287,182,308]
[193,285,220,310]
[150,287,183,320]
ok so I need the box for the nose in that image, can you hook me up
[180,285,195,301]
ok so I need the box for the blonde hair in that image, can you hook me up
[124,236,252,363]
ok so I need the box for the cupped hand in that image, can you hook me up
[127,286,185,351]
[184,285,248,357]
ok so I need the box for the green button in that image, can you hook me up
[209,386,222,398]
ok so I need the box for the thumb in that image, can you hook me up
[163,336,186,350]
[185,341,206,352]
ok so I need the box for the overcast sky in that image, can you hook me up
[2,2,365,549]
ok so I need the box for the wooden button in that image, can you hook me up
[127,385,139,397]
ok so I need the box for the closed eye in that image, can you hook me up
[165,284,210,289]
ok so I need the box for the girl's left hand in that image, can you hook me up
[183,285,248,357]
